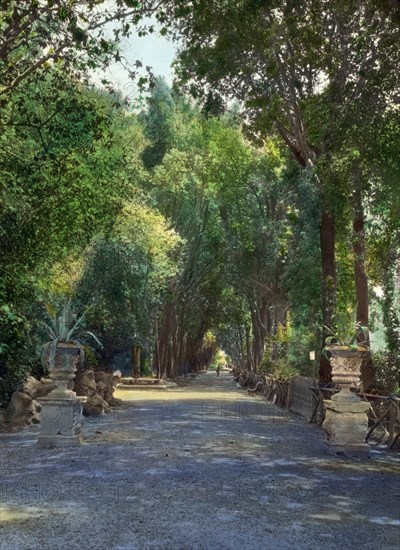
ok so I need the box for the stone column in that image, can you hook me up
[322,347,371,458]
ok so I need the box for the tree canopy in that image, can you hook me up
[1,2,399,404]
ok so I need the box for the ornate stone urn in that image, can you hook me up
[37,301,100,446]
[328,346,367,402]
[322,345,371,458]
[45,341,81,398]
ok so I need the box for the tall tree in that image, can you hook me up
[162,0,400,382]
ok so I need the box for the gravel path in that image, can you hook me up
[0,371,399,550]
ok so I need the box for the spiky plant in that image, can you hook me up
[323,308,369,355]
[40,300,101,371]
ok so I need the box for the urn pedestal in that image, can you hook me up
[37,396,86,447]
[322,347,371,458]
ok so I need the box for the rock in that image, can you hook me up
[83,395,110,417]
[95,371,115,405]
[113,371,122,387]
[73,369,122,407]
[108,397,123,407]
[23,375,56,399]
[5,391,41,429]
[2,375,54,431]
[73,369,97,397]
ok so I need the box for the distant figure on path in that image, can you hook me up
[216,364,221,377]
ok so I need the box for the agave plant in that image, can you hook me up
[323,309,369,351]
[40,300,102,372]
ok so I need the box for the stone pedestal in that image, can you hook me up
[323,399,371,458]
[37,396,86,447]
[322,345,371,458]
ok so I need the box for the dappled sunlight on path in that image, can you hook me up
[115,371,252,401]
[1,371,399,550]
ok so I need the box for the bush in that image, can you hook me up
[258,319,317,379]
[287,323,319,376]
[0,304,31,407]
[0,362,31,408]
[258,358,299,379]
[372,351,400,394]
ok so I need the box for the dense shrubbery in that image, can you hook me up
[372,351,400,395]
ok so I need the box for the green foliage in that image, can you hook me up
[0,69,141,306]
[0,305,28,356]
[0,363,31,409]
[283,168,322,328]
[287,324,319,378]
[323,308,369,348]
[259,316,298,379]
[82,345,100,371]
[0,304,31,407]
[140,78,177,169]
[75,197,182,368]
[214,349,227,365]
[258,351,299,380]
[1,11,398,400]
[371,351,400,395]
[0,1,159,96]
[0,69,149,401]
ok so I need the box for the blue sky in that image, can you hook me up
[91,22,177,101]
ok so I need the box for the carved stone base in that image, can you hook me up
[323,399,371,459]
[37,397,86,448]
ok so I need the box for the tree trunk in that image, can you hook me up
[158,301,174,379]
[176,301,186,375]
[251,307,263,370]
[352,162,375,389]
[245,324,252,371]
[154,317,161,379]
[132,345,140,378]
[319,209,337,382]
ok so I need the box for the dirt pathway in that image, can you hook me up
[0,371,399,549]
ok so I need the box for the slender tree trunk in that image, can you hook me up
[245,324,252,371]
[251,308,263,370]
[132,345,140,378]
[319,209,337,382]
[352,162,375,389]
[154,317,161,379]
[158,301,174,379]
[352,163,368,326]
[177,301,186,374]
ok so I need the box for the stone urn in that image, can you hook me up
[42,341,83,398]
[327,345,368,402]
[322,345,371,458]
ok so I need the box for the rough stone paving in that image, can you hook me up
[0,372,399,550]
